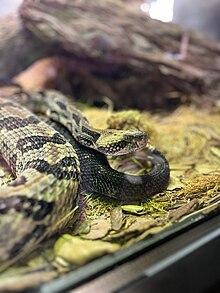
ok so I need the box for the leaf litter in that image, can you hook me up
[0,105,220,291]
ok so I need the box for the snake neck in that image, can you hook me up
[11,90,147,156]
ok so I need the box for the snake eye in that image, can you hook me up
[123,132,147,142]
[123,134,135,142]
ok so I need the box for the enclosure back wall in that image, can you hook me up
[0,0,220,109]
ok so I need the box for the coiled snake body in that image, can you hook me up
[0,91,169,270]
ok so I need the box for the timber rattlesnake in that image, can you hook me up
[0,90,169,270]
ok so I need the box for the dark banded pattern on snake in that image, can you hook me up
[0,91,170,270]
[0,96,80,269]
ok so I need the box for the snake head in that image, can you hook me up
[95,129,147,156]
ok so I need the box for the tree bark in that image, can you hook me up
[1,0,220,109]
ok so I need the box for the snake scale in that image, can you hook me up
[0,90,169,270]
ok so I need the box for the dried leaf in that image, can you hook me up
[167,175,185,190]
[105,217,156,242]
[210,146,220,159]
[168,199,199,221]
[110,207,124,231]
[195,164,220,174]
[121,205,146,215]
[76,220,91,235]
[54,235,119,266]
[0,270,57,292]
[81,218,111,240]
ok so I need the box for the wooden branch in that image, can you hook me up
[1,0,220,109]
[0,13,53,80]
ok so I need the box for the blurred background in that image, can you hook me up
[2,0,220,41]
[0,0,22,16]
